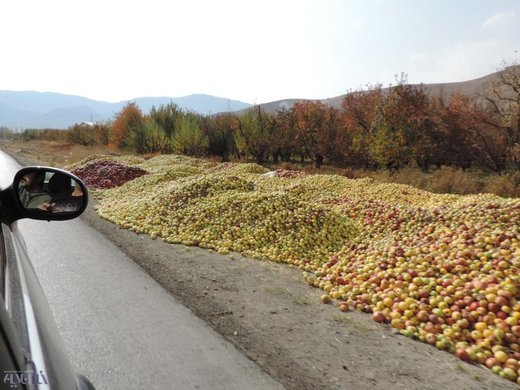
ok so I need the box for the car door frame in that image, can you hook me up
[1,221,82,389]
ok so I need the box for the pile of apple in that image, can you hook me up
[91,156,358,263]
[301,183,519,383]
[75,154,519,383]
[71,160,149,189]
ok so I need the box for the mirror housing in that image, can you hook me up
[0,167,88,224]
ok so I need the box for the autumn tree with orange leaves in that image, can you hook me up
[340,78,436,170]
[292,101,340,168]
[340,86,383,168]
[270,107,297,163]
[375,77,435,170]
[110,102,144,149]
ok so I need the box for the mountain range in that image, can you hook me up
[0,66,516,130]
[0,92,252,130]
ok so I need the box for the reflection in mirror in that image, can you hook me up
[18,170,85,214]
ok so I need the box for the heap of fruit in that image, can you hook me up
[71,160,148,189]
[86,157,357,262]
[270,169,306,178]
[72,154,520,384]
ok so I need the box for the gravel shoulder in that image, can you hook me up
[1,140,516,390]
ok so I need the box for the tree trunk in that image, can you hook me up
[315,154,324,169]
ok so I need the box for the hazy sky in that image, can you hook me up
[0,0,518,104]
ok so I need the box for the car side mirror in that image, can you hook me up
[0,167,88,224]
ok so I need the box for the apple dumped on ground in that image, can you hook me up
[70,154,520,384]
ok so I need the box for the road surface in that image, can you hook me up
[1,150,283,389]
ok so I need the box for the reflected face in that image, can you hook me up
[20,172,36,188]
[20,172,45,192]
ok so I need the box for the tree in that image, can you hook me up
[149,102,179,138]
[340,86,383,168]
[271,108,297,163]
[172,113,208,156]
[0,126,16,140]
[66,122,111,146]
[93,122,111,145]
[233,106,274,164]
[67,123,96,146]
[374,75,433,170]
[206,113,237,162]
[367,105,408,169]
[128,119,171,153]
[430,94,481,169]
[431,92,513,172]
[481,61,520,170]
[110,103,144,149]
[292,101,337,168]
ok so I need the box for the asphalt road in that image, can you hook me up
[1,151,283,390]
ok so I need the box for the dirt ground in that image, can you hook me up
[1,139,516,390]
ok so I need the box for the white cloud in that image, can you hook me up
[482,8,520,33]
[407,40,517,84]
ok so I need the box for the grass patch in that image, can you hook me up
[453,362,468,373]
[264,286,292,296]
[264,286,310,306]
[330,314,353,324]
[292,296,311,306]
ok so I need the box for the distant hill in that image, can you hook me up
[0,91,252,129]
[243,65,519,115]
